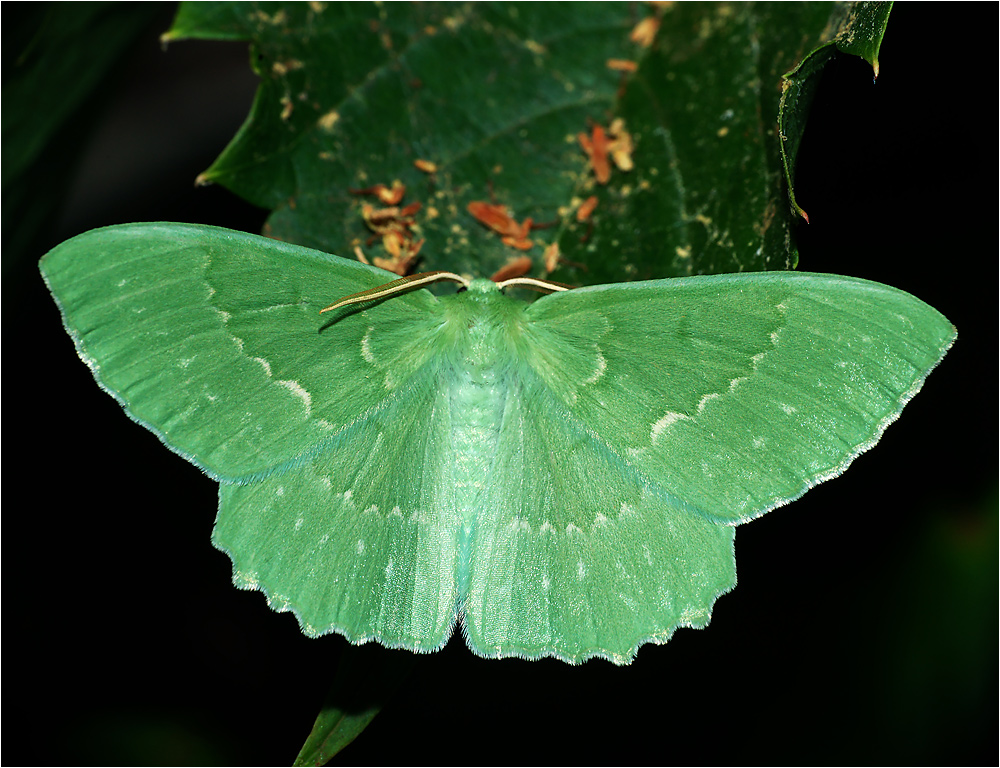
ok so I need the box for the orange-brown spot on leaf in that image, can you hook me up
[382,230,405,259]
[468,201,519,237]
[576,195,599,222]
[607,118,635,172]
[414,158,438,173]
[354,183,425,275]
[501,235,534,251]
[362,204,401,231]
[490,256,533,283]
[469,201,510,230]
[543,242,561,273]
[352,244,371,265]
[377,179,406,205]
[374,237,424,276]
[630,16,660,48]
[606,58,638,72]
[578,124,611,184]
[469,201,536,250]
[351,180,406,206]
[399,201,423,217]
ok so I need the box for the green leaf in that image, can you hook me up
[162,2,869,282]
[292,644,415,767]
[778,1,893,221]
[831,0,893,75]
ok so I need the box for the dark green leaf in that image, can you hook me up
[164,2,872,282]
[832,0,892,74]
[558,2,838,281]
[292,645,416,766]
[778,1,892,221]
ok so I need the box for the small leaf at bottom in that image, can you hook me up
[293,643,416,766]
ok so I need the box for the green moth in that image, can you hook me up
[40,222,954,664]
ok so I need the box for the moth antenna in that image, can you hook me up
[495,276,575,294]
[320,271,470,313]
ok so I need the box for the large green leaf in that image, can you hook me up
[164,2,880,283]
[778,1,892,221]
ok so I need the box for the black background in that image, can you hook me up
[6,3,996,765]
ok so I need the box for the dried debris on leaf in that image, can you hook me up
[606,58,638,72]
[629,15,661,48]
[578,124,612,184]
[607,118,634,172]
[576,195,599,222]
[579,119,635,183]
[352,182,424,275]
[467,201,535,251]
[543,242,561,273]
[349,179,406,206]
[490,256,534,283]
